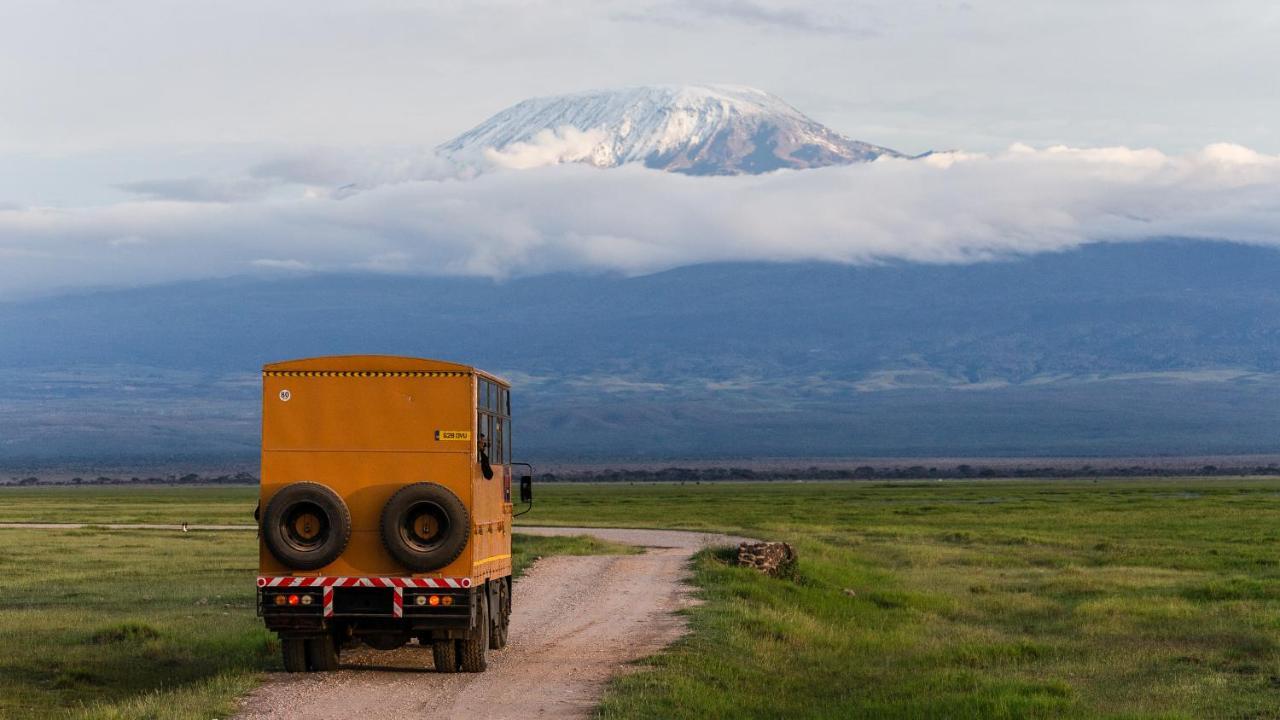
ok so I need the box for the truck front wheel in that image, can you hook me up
[282,638,308,672]
[459,590,489,672]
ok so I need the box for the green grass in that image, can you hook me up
[518,479,1280,719]
[5,479,1280,718]
[0,486,255,525]
[0,513,630,720]
[0,528,269,720]
[510,532,640,573]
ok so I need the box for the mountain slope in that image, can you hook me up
[440,85,905,175]
[2,240,1279,462]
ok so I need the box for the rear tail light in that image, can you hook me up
[407,593,459,608]
[269,592,316,607]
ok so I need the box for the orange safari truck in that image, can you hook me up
[255,355,533,673]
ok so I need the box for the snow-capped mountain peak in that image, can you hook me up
[440,85,905,175]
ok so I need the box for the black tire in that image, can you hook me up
[379,483,470,572]
[307,634,339,671]
[282,638,308,673]
[460,590,489,672]
[432,639,458,673]
[261,482,352,570]
[489,577,511,650]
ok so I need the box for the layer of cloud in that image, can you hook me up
[117,177,278,203]
[2,142,1280,299]
[482,127,610,170]
[615,0,878,37]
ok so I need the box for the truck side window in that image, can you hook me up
[477,381,511,471]
[495,417,505,466]
[477,411,494,479]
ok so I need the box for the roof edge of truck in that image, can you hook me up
[262,355,508,384]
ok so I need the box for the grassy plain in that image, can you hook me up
[0,486,253,525]
[521,480,1280,719]
[0,509,628,719]
[3,479,1280,718]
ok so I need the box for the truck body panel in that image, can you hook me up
[256,355,515,670]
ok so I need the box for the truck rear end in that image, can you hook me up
[256,355,523,672]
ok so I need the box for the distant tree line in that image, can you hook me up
[3,472,256,486]
[5,464,1280,486]
[535,463,1280,483]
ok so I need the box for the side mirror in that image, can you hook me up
[511,462,534,516]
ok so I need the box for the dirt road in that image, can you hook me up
[235,526,749,720]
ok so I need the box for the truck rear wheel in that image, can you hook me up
[460,590,489,672]
[489,577,511,650]
[282,638,308,672]
[307,634,340,671]
[432,639,458,673]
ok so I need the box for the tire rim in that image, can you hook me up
[399,501,451,553]
[281,501,329,552]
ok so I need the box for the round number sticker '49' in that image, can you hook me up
[279,389,292,402]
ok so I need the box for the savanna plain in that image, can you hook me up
[1,479,1278,719]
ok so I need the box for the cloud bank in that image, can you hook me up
[615,0,878,37]
[2,142,1280,299]
[482,127,611,170]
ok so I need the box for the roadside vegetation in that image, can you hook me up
[0,502,628,720]
[524,479,1280,719]
[4,480,1279,718]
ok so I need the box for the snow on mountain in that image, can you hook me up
[439,85,906,175]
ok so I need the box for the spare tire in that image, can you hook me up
[261,482,352,570]
[380,482,470,571]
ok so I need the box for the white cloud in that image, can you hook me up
[117,177,277,203]
[108,235,148,248]
[250,258,313,271]
[615,0,878,37]
[2,143,1280,299]
[482,127,611,170]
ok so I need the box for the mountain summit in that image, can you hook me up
[440,85,905,175]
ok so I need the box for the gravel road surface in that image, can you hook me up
[234,526,749,720]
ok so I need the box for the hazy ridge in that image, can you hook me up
[3,239,1278,462]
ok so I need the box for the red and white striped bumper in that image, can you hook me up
[257,576,473,589]
[258,576,472,619]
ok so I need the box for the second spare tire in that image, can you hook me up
[380,482,470,571]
